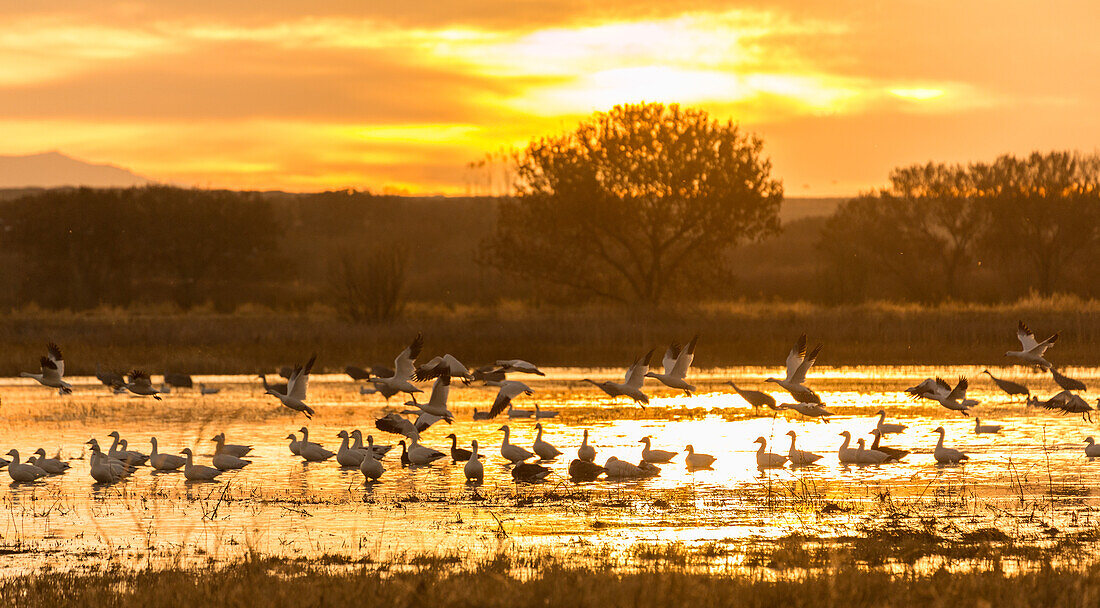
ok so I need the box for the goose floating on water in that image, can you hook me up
[532,423,562,460]
[463,440,483,482]
[1084,437,1100,458]
[875,410,908,435]
[533,404,559,418]
[212,451,252,471]
[5,450,48,482]
[684,444,716,469]
[512,462,551,482]
[854,438,889,464]
[1005,321,1058,369]
[578,430,596,463]
[932,427,969,464]
[445,433,478,462]
[359,435,385,482]
[974,417,1003,434]
[180,448,223,481]
[568,459,606,481]
[868,429,909,461]
[212,433,252,457]
[20,342,72,395]
[754,437,787,469]
[640,437,677,463]
[645,335,698,395]
[398,438,446,466]
[784,431,823,466]
[498,425,534,463]
[149,437,186,471]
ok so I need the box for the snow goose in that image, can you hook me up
[299,439,335,462]
[286,434,302,455]
[445,433,477,462]
[122,370,162,400]
[785,431,823,466]
[5,450,47,482]
[920,377,978,416]
[982,370,1029,397]
[974,417,1003,434]
[578,430,596,462]
[398,438,446,466]
[493,359,545,376]
[533,404,559,419]
[498,425,535,463]
[96,363,125,391]
[854,438,889,464]
[415,354,473,384]
[1005,321,1058,369]
[932,427,969,464]
[344,365,371,381]
[258,374,288,395]
[464,440,484,482]
[351,430,391,459]
[640,437,677,463]
[20,342,72,394]
[180,448,223,481]
[30,449,70,474]
[507,404,534,418]
[472,365,506,383]
[212,450,252,471]
[727,382,778,411]
[781,402,833,422]
[1084,437,1100,458]
[754,437,788,468]
[87,439,134,472]
[645,335,699,395]
[265,354,317,418]
[684,444,716,469]
[359,435,385,482]
[199,383,220,396]
[532,423,562,460]
[868,429,909,461]
[149,437,186,471]
[875,410,908,435]
[583,349,654,408]
[369,334,426,399]
[765,334,823,403]
[212,433,252,457]
[837,431,859,464]
[409,373,455,422]
[604,456,648,478]
[569,459,606,481]
[1051,367,1087,391]
[107,432,148,465]
[512,462,551,482]
[87,443,131,483]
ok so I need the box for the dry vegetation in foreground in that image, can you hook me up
[4,550,1100,608]
[3,295,1100,375]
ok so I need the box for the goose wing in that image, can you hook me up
[790,343,822,384]
[670,334,698,379]
[946,377,969,402]
[288,354,316,401]
[130,370,153,390]
[1017,321,1040,351]
[428,373,451,408]
[393,333,423,380]
[47,343,64,378]
[624,349,655,388]
[784,334,807,381]
[40,356,62,383]
[661,342,682,375]
[488,381,532,417]
[1028,330,1059,355]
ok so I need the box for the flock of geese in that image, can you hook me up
[5,321,1099,484]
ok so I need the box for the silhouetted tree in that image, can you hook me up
[481,102,783,305]
[329,245,407,322]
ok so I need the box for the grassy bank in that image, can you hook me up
[3,552,1098,607]
[3,296,1100,375]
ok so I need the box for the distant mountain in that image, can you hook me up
[0,151,152,188]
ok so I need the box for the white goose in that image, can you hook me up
[485,380,534,418]
[1084,437,1100,458]
[684,444,716,469]
[20,342,72,394]
[578,430,596,462]
[532,423,562,460]
[533,404,559,418]
[917,377,978,416]
[351,429,391,459]
[409,373,455,422]
[5,450,47,482]
[640,437,677,463]
[765,334,822,403]
[932,427,969,464]
[359,435,385,481]
[464,440,484,482]
[1005,321,1058,369]
[107,432,148,466]
[399,438,446,466]
[149,437,186,471]
[298,438,335,462]
[498,425,534,463]
[122,370,162,400]
[416,353,473,383]
[87,439,135,475]
[781,402,833,422]
[337,430,366,467]
[372,333,424,398]
[875,410,907,435]
[493,359,545,376]
[286,434,302,456]
[645,335,698,395]
[582,349,654,407]
[180,448,223,481]
[212,433,252,457]
[974,417,1003,434]
[754,437,788,468]
[265,354,316,418]
[604,456,648,478]
[785,430,823,466]
[854,438,889,464]
[837,431,859,464]
[30,449,70,474]
[88,443,131,483]
[212,450,252,471]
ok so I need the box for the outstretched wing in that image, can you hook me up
[393,333,423,380]
[670,334,698,379]
[488,381,531,417]
[1017,321,1039,351]
[784,334,807,381]
[661,342,682,375]
[47,342,64,378]
[790,343,822,384]
[1028,330,1058,356]
[428,374,451,408]
[625,349,655,388]
[288,354,316,401]
[947,377,969,401]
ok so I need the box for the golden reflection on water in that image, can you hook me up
[1,365,1099,573]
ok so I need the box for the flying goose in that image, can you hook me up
[568,459,607,481]
[483,380,534,418]
[582,349,654,408]
[874,410,907,435]
[265,354,317,418]
[122,370,161,400]
[493,359,545,376]
[180,448,224,481]
[1005,321,1058,369]
[684,444,716,469]
[344,365,371,381]
[5,450,47,482]
[974,417,1003,434]
[1051,367,1087,391]
[498,425,534,463]
[640,437,677,463]
[781,402,833,422]
[916,377,977,416]
[21,343,72,394]
[359,435,385,482]
[754,437,788,469]
[415,354,473,384]
[149,437,186,471]
[765,334,823,403]
[532,423,562,460]
[784,431,823,466]
[370,333,424,399]
[578,429,596,462]
[1084,437,1100,458]
[360,381,401,401]
[30,448,70,474]
[464,440,484,482]
[932,427,969,464]
[96,364,125,391]
[408,373,455,422]
[645,335,699,395]
[868,429,909,461]
[727,382,778,411]
[982,370,1029,397]
[471,365,507,383]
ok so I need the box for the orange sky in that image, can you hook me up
[2,1,1098,195]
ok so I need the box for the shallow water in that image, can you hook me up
[1,365,1099,573]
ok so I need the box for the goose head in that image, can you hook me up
[211,433,225,443]
[34,448,47,458]
[639,436,651,445]
[856,438,866,448]
[337,430,350,439]
[366,435,375,446]
[685,444,695,454]
[868,429,881,437]
[497,425,509,432]
[839,431,851,439]
[179,448,193,456]
[981,369,992,376]
[445,433,457,441]
[5,449,17,458]
[934,426,946,435]
[535,422,543,431]
[108,431,121,439]
[298,426,309,434]
[785,430,797,438]
[285,434,297,441]
[754,437,766,446]
[875,409,886,416]
[351,430,363,438]
[470,439,478,450]
[1087,437,1096,445]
